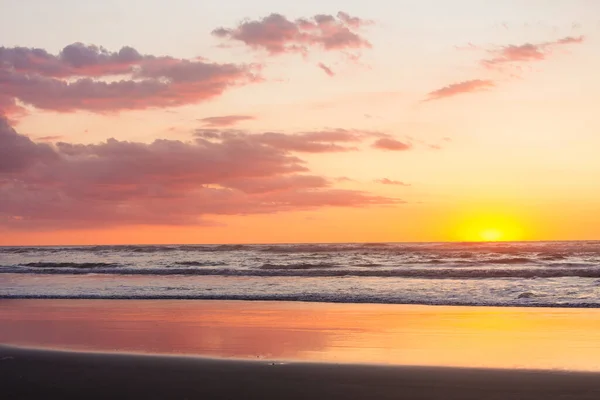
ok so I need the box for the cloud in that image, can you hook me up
[372,138,412,151]
[556,36,584,45]
[196,128,386,153]
[36,136,64,142]
[482,36,584,67]
[375,178,410,186]
[0,43,143,78]
[224,175,329,194]
[0,43,257,115]
[0,95,27,121]
[199,115,255,127]
[212,11,371,55]
[426,79,495,101]
[317,63,335,77]
[0,117,399,230]
[429,36,584,102]
[0,117,57,173]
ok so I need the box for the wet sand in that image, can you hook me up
[2,299,600,370]
[2,299,600,399]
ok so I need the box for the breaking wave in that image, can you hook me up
[3,241,600,255]
[20,262,124,269]
[2,264,600,278]
[1,292,599,308]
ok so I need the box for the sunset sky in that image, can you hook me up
[1,0,599,245]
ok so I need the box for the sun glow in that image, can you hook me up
[478,228,503,242]
[454,211,524,242]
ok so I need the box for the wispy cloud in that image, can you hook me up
[426,79,495,101]
[372,138,412,151]
[482,36,584,67]
[36,136,64,142]
[195,128,387,153]
[375,178,410,186]
[199,115,255,127]
[427,35,584,102]
[317,63,335,77]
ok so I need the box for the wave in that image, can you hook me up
[174,261,228,267]
[20,262,124,269]
[3,241,600,256]
[3,266,600,278]
[1,293,599,308]
[0,245,251,254]
[483,257,534,264]
[259,263,340,270]
[539,253,568,261]
[407,257,539,265]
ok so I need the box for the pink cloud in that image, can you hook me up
[0,95,28,121]
[430,36,584,102]
[483,43,545,66]
[317,63,335,77]
[0,117,57,173]
[0,43,143,78]
[196,128,385,153]
[0,44,257,114]
[199,115,255,127]
[0,117,399,230]
[372,138,412,151]
[375,178,410,186]
[336,11,371,29]
[212,11,371,55]
[556,36,584,45]
[482,36,584,67]
[36,136,64,142]
[335,176,355,182]
[223,175,329,194]
[426,79,495,101]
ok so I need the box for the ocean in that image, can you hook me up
[1,241,600,307]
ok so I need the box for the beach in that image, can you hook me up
[3,345,600,400]
[2,300,600,399]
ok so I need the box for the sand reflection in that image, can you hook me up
[1,300,600,371]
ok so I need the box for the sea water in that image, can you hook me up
[2,241,600,307]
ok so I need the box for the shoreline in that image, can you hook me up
[2,345,600,400]
[2,295,600,308]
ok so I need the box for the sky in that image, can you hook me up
[1,0,599,245]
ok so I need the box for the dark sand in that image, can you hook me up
[2,345,600,400]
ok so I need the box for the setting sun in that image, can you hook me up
[453,211,525,242]
[479,229,503,242]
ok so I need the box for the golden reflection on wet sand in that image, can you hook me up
[1,300,600,371]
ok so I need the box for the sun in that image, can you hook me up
[479,228,503,242]
[454,211,524,242]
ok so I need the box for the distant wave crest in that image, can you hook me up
[3,264,600,278]
[21,262,123,269]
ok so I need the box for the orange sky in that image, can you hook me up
[1,1,599,245]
